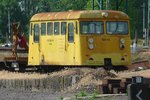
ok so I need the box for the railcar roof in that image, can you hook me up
[30,10,129,21]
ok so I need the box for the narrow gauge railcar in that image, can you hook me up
[28,10,131,69]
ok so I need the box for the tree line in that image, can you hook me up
[0,0,148,42]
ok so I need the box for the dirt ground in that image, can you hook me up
[0,88,129,100]
[0,68,119,100]
[0,88,73,100]
[118,48,150,78]
[0,48,149,100]
[0,68,149,100]
[117,69,150,78]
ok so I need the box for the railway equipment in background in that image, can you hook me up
[3,22,28,71]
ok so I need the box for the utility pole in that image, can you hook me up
[116,0,119,10]
[125,0,128,14]
[91,0,128,14]
[92,0,94,10]
[92,0,104,10]
[100,0,103,10]
[142,3,146,46]
[7,7,10,43]
[147,0,150,46]
[106,0,110,10]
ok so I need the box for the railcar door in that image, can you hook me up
[30,23,40,65]
[66,22,75,65]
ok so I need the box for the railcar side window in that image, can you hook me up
[80,21,104,34]
[54,22,60,35]
[68,23,74,42]
[41,23,46,35]
[107,21,128,35]
[61,22,66,35]
[34,24,40,42]
[47,22,53,35]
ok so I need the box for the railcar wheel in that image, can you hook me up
[11,62,19,71]
[104,65,113,70]
[19,65,26,72]
[113,66,128,71]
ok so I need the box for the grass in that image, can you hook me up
[76,91,87,97]
[60,96,64,100]
[75,89,99,100]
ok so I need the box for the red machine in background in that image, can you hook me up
[11,22,28,59]
[3,22,28,71]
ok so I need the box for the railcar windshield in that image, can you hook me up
[107,21,128,35]
[80,21,104,34]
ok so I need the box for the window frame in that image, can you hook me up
[80,21,104,35]
[33,24,40,43]
[61,22,66,35]
[54,22,60,35]
[106,21,129,35]
[68,22,74,43]
[47,22,53,35]
[41,23,46,35]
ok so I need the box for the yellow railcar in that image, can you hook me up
[28,10,131,69]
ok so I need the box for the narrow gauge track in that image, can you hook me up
[0,47,149,72]
[99,76,150,94]
[0,47,28,53]
[128,60,150,71]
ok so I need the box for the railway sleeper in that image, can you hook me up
[108,83,121,94]
[100,78,133,94]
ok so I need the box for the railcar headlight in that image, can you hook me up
[102,12,108,18]
[120,38,125,49]
[88,38,94,43]
[89,44,94,49]
[120,38,125,44]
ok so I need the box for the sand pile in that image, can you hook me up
[138,49,150,61]
[48,68,117,93]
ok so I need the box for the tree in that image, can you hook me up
[0,0,18,38]
[0,0,148,42]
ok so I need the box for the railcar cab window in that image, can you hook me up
[68,23,74,42]
[80,21,104,34]
[34,24,40,42]
[61,22,66,35]
[41,23,46,35]
[54,22,60,35]
[47,22,53,35]
[107,21,128,35]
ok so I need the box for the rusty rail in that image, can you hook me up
[98,78,132,94]
[98,77,150,94]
